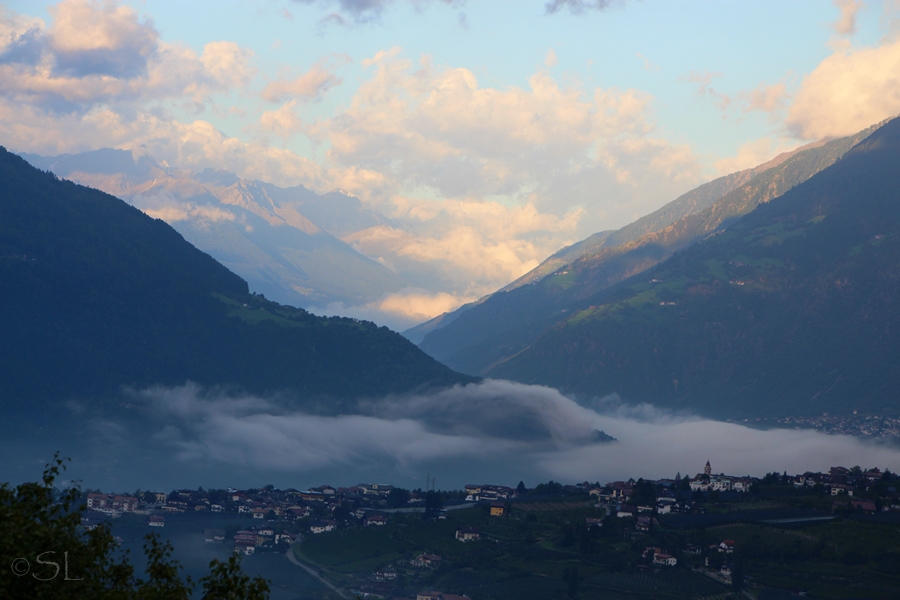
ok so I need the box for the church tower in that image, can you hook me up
[704,460,711,476]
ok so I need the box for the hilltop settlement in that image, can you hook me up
[78,461,900,600]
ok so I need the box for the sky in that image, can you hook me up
[3,0,900,325]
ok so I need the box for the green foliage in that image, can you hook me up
[385,487,411,509]
[199,555,269,600]
[0,455,267,600]
[630,479,657,505]
[423,490,444,518]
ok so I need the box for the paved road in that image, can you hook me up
[285,541,348,599]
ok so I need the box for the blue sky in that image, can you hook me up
[9,0,880,161]
[2,0,899,323]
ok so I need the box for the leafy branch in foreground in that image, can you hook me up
[0,454,268,600]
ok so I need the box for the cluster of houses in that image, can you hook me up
[81,461,899,584]
[687,462,753,493]
[792,466,895,513]
[411,553,443,568]
[454,526,481,542]
[352,554,449,598]
[794,466,884,492]
[639,537,740,582]
[590,479,700,522]
[414,592,471,600]
[463,484,516,502]
[230,526,297,555]
[106,483,428,536]
[86,492,140,515]
[642,546,677,567]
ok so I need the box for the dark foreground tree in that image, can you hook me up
[0,455,268,600]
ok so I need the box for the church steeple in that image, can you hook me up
[704,460,712,476]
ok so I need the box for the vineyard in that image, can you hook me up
[290,494,900,600]
[586,569,726,597]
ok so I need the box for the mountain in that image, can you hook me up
[414,123,883,372]
[487,117,900,418]
[19,149,404,310]
[0,147,471,412]
[403,141,834,347]
[500,147,827,294]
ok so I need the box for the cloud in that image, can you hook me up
[131,195,237,224]
[70,380,900,489]
[544,47,558,68]
[882,0,900,40]
[260,100,304,135]
[681,69,730,111]
[635,51,659,72]
[310,287,476,330]
[544,0,618,15]
[0,2,256,112]
[786,38,900,139]
[311,51,701,222]
[294,0,393,22]
[135,382,524,471]
[260,58,345,103]
[713,136,797,176]
[341,199,583,299]
[46,0,159,78]
[292,0,465,25]
[832,0,864,36]
[376,288,469,321]
[740,81,789,115]
[682,71,791,122]
[200,41,256,90]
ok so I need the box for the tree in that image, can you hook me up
[200,555,269,600]
[424,490,443,518]
[386,487,411,508]
[630,479,657,505]
[516,481,527,496]
[0,455,269,600]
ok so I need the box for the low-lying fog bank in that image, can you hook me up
[3,380,899,491]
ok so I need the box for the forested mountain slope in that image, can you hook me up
[417,123,883,376]
[489,117,900,418]
[0,148,470,413]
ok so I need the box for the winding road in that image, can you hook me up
[285,541,348,599]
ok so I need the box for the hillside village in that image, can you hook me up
[81,461,900,546]
[763,413,900,440]
[77,461,900,599]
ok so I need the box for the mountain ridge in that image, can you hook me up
[415,122,884,373]
[487,117,900,418]
[19,148,404,310]
[0,147,472,411]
